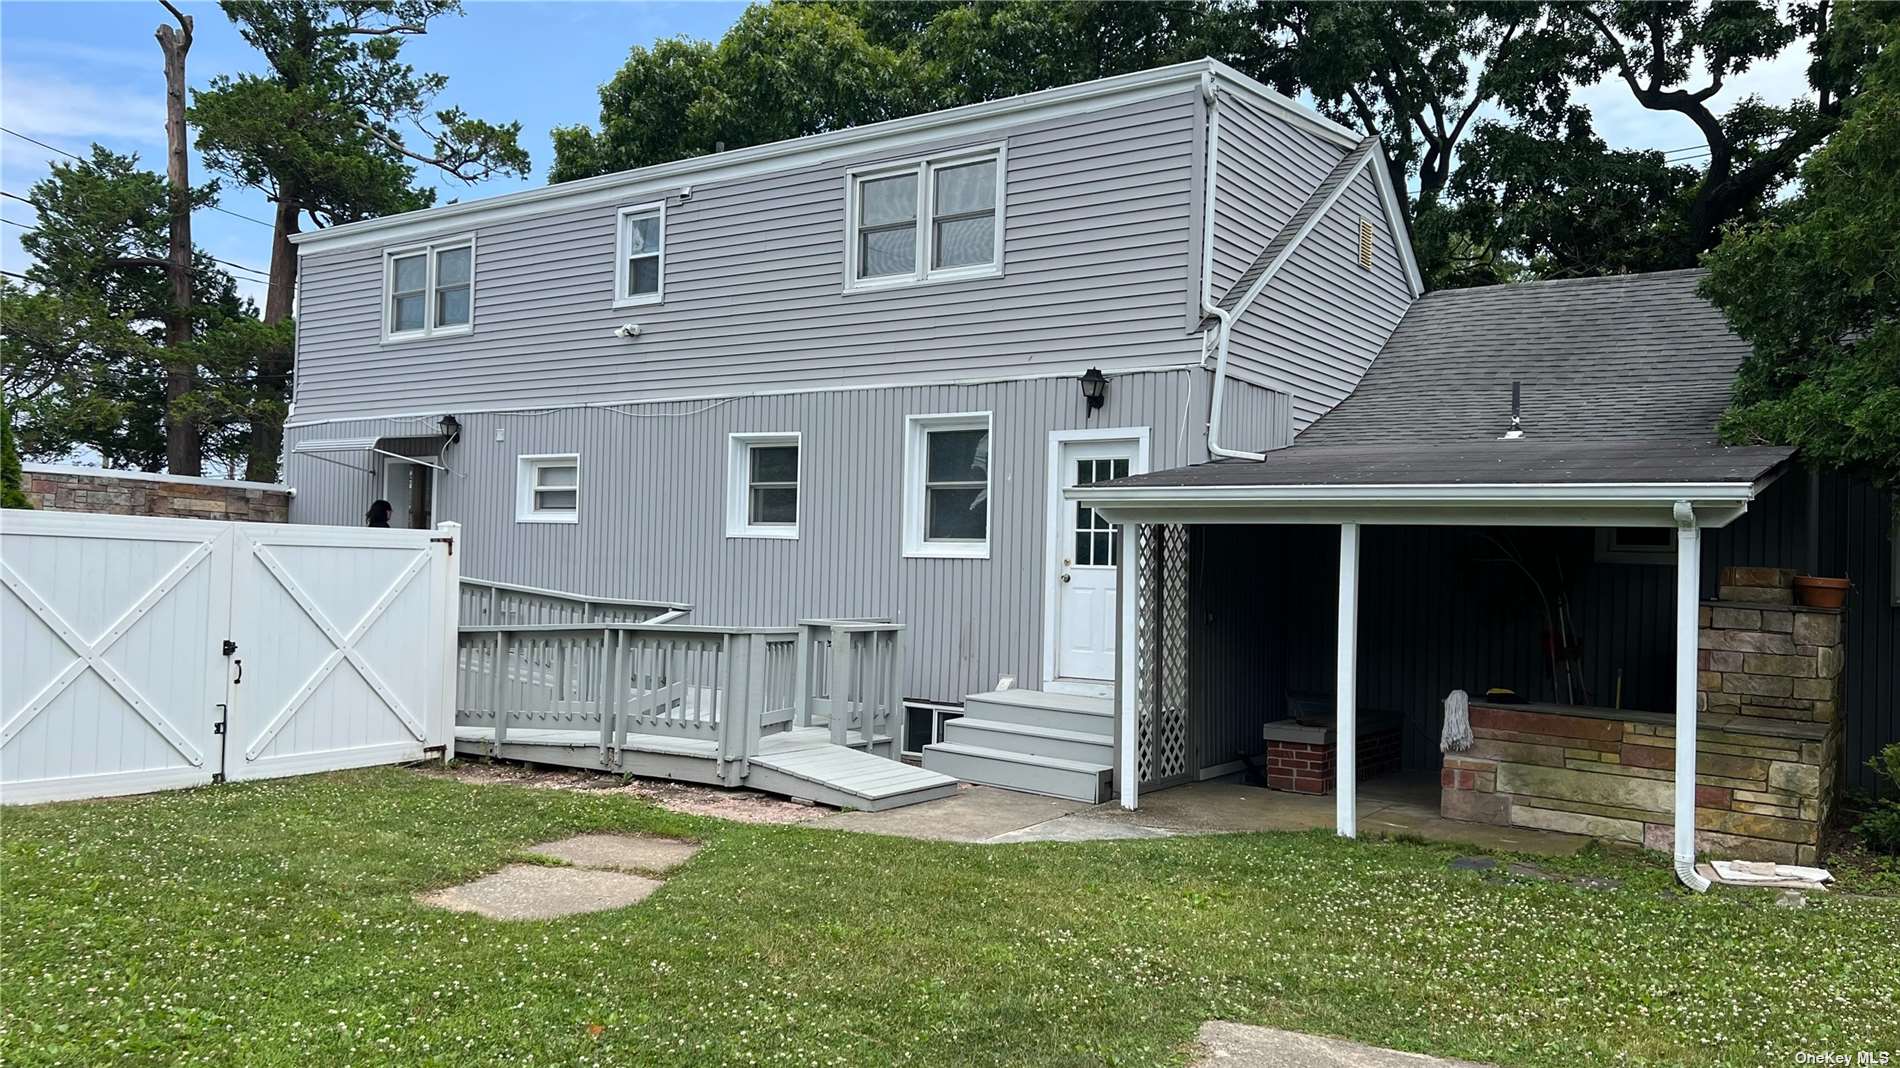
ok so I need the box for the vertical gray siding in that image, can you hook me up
[1226,166,1413,431]
[289,369,1220,705]
[292,92,1204,422]
[1208,90,1348,301]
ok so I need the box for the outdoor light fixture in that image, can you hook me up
[1079,366,1108,415]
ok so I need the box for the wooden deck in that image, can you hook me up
[455,725,960,811]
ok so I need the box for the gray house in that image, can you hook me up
[282,60,1422,799]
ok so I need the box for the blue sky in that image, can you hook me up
[1,0,1812,306]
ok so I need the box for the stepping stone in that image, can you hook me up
[524,833,702,874]
[1448,856,1497,871]
[420,864,662,921]
[1192,1021,1494,1067]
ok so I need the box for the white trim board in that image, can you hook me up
[1041,427,1151,697]
[283,363,1202,431]
[290,61,1359,256]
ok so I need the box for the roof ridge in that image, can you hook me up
[1418,267,1709,301]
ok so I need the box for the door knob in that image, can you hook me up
[1060,573,1071,583]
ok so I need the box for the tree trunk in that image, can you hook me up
[157,10,199,476]
[244,183,300,483]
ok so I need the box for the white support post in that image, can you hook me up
[1117,524,1140,810]
[1672,503,1712,892]
[1335,521,1360,838]
[433,521,461,762]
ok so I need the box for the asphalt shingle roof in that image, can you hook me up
[1299,268,1751,447]
[1102,270,1795,492]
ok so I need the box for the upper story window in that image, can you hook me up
[846,146,1004,292]
[385,238,473,341]
[615,203,665,307]
[726,432,800,539]
[517,454,579,524]
[903,412,991,558]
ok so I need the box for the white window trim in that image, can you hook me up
[1595,526,1676,564]
[726,432,801,540]
[382,236,475,343]
[843,143,1006,294]
[613,201,666,308]
[901,700,964,759]
[903,411,992,559]
[516,453,580,524]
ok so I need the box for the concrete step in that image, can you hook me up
[922,741,1113,802]
[940,716,1114,766]
[963,689,1115,737]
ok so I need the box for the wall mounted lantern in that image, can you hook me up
[1079,367,1108,415]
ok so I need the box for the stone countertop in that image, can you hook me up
[1469,701,1829,742]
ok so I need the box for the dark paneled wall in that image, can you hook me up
[1188,472,1895,790]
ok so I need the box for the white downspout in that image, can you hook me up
[1198,72,1263,463]
[1672,500,1712,892]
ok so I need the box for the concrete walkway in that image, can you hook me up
[1191,1022,1493,1067]
[810,780,1590,856]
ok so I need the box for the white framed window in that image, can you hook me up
[1595,526,1675,564]
[383,237,474,341]
[726,432,800,539]
[844,145,1004,292]
[516,454,580,523]
[614,202,665,307]
[903,412,991,558]
[901,701,964,760]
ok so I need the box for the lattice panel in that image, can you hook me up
[1155,524,1190,781]
[1133,523,1158,785]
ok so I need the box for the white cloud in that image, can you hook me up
[0,64,166,147]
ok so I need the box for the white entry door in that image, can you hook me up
[1046,432,1146,693]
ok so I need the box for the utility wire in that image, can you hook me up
[2,125,277,229]
[0,205,273,280]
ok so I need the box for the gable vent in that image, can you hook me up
[1357,217,1375,269]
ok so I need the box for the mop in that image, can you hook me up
[1440,689,1472,753]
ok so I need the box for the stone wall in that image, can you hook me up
[21,464,290,523]
[1442,568,1843,863]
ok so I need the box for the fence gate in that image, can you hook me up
[2,511,457,804]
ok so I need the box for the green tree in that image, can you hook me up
[4,148,248,471]
[1702,19,1900,493]
[191,0,529,479]
[1,393,33,509]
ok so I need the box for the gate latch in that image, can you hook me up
[213,721,226,735]
[221,639,238,657]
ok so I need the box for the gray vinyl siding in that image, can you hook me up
[1208,90,1348,303]
[292,92,1205,423]
[286,368,1289,704]
[1225,165,1413,431]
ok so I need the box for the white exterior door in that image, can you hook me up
[222,525,449,781]
[1046,434,1144,693]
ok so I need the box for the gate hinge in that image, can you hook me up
[430,536,455,556]
[221,639,238,657]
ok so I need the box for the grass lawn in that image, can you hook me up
[3,768,1895,1066]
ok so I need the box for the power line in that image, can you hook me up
[1,198,273,280]
[1,126,276,229]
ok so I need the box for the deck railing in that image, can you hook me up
[459,576,691,627]
[456,616,904,780]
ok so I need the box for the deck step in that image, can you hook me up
[940,717,1113,766]
[963,689,1115,737]
[749,742,959,811]
[921,742,1113,803]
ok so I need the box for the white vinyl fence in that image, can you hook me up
[1,511,460,804]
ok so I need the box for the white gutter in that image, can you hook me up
[1198,74,1263,462]
[1068,481,1764,505]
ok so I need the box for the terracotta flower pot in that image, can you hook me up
[1792,575,1850,609]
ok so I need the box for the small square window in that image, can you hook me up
[904,413,991,558]
[727,433,800,539]
[902,702,963,759]
[1595,527,1674,564]
[517,454,580,523]
[615,203,665,307]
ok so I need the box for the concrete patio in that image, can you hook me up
[811,777,1593,856]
